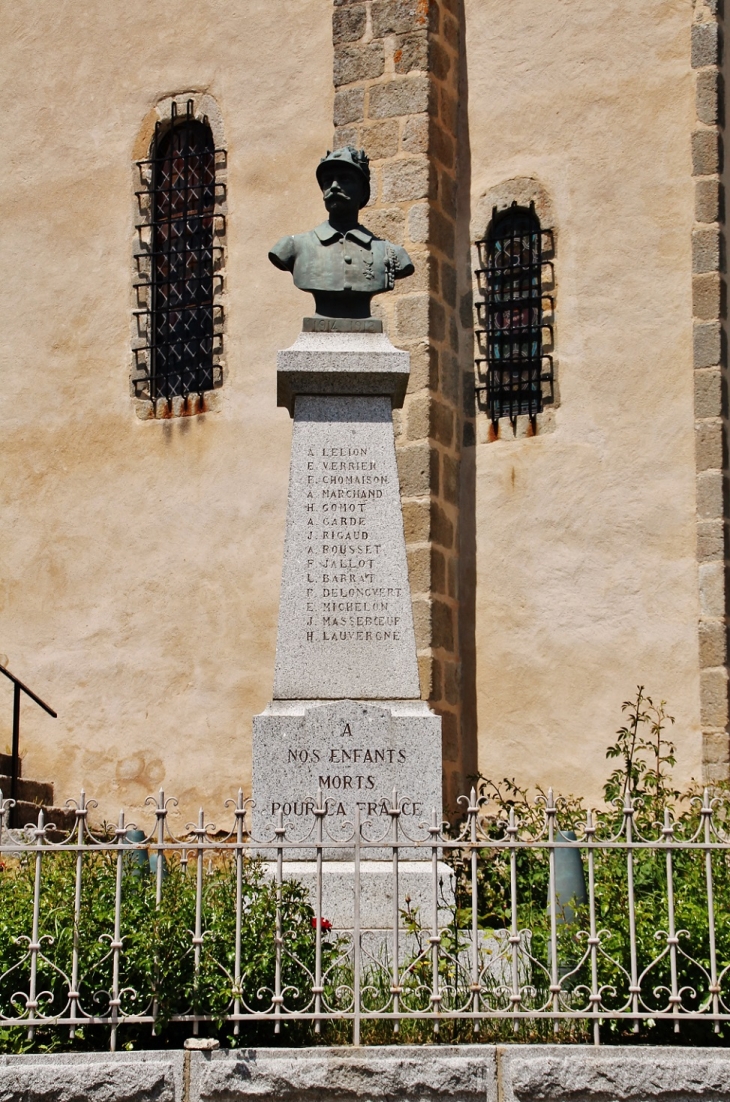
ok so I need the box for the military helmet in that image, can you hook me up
[316,146,371,205]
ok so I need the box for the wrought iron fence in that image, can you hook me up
[0,786,729,1050]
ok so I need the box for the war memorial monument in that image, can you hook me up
[251,147,445,921]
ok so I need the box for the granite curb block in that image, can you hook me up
[2,1046,730,1102]
[498,1045,730,1102]
[192,1046,494,1102]
[0,1050,183,1102]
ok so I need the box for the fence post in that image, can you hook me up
[274,808,284,1035]
[468,788,481,1034]
[389,788,402,1035]
[508,805,520,1031]
[663,807,680,1033]
[313,788,325,1034]
[151,789,167,1035]
[353,804,361,1046]
[192,808,205,1037]
[110,810,125,1053]
[585,809,600,1045]
[429,807,441,1036]
[69,791,87,1038]
[624,791,640,1031]
[546,788,559,1031]
[26,808,46,1042]
[233,788,245,1036]
[702,788,720,1031]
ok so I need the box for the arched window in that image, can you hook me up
[475,202,552,424]
[134,100,225,412]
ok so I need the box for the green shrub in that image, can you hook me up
[452,688,730,1045]
[0,851,328,1051]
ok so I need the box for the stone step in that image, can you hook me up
[0,755,72,835]
[9,801,76,834]
[0,774,53,805]
[0,753,20,777]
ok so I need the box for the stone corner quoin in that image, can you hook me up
[691,0,729,782]
[331,0,466,808]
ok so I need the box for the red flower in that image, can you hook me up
[311,917,332,931]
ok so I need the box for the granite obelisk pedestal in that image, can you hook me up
[251,325,446,927]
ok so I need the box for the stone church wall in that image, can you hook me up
[0,0,719,819]
[0,0,333,823]
[463,0,704,799]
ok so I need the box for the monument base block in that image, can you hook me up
[252,699,443,856]
[263,860,455,935]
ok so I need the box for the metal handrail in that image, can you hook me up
[0,664,56,827]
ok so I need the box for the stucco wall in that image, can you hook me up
[0,0,707,821]
[0,1,333,823]
[464,0,703,800]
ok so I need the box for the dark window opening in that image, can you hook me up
[134,101,225,406]
[474,202,553,424]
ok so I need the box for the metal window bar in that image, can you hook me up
[133,101,226,405]
[0,786,730,1050]
[474,202,554,424]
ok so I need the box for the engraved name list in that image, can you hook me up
[305,445,403,645]
[273,396,420,700]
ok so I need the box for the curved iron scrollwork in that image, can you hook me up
[0,785,729,1049]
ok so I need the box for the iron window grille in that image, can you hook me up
[133,101,226,407]
[474,202,554,424]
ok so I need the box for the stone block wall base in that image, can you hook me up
[4,1045,730,1102]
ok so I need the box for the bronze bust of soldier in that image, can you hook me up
[269,147,414,326]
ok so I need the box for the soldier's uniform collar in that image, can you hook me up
[313,221,374,247]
